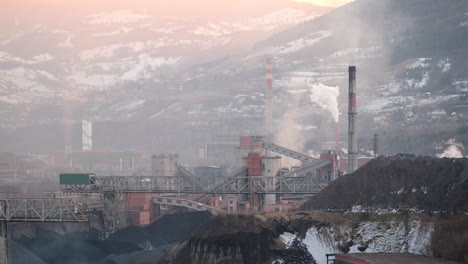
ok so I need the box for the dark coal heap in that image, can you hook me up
[300,155,468,213]
[12,211,212,264]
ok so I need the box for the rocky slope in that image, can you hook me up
[160,211,468,264]
[160,156,468,264]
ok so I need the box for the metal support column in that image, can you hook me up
[102,191,127,236]
[0,222,7,264]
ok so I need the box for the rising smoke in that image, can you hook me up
[309,83,340,123]
[275,90,306,167]
[436,139,466,158]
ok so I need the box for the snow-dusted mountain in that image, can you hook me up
[0,1,329,107]
[1,0,467,157]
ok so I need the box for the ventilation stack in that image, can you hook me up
[265,57,273,134]
[348,66,358,173]
[82,120,92,152]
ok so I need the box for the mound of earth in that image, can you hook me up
[12,211,213,264]
[300,155,468,212]
[108,211,212,248]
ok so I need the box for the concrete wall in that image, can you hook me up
[226,196,238,214]
[0,237,6,264]
[151,154,178,176]
[262,157,281,205]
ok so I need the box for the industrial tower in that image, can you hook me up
[348,66,358,173]
[265,57,273,134]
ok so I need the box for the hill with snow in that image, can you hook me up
[0,1,329,108]
[1,0,468,159]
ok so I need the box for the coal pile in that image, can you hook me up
[12,211,212,264]
[300,155,468,213]
[109,211,212,248]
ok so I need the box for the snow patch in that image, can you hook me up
[238,8,314,31]
[277,219,434,264]
[32,53,54,62]
[194,23,231,37]
[92,26,134,37]
[437,139,465,158]
[1,32,24,45]
[407,58,431,69]
[460,22,468,27]
[112,99,146,112]
[0,96,20,105]
[87,10,149,25]
[438,59,451,73]
[280,232,296,246]
[0,52,36,64]
[120,54,180,81]
[36,70,59,81]
[277,30,331,54]
[287,89,308,94]
[79,40,176,61]
[303,228,337,264]
[150,102,180,119]
[52,30,74,47]
[452,80,468,92]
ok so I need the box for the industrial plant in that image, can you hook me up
[0,61,374,263]
[1,0,468,264]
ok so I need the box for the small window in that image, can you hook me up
[230,200,234,204]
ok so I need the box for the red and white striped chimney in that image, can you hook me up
[265,57,273,134]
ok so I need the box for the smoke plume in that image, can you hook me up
[436,139,465,158]
[309,83,340,123]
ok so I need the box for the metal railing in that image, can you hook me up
[0,198,87,222]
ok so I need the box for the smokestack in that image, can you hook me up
[82,120,93,152]
[348,66,358,173]
[265,57,273,134]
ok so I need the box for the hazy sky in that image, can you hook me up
[296,0,352,7]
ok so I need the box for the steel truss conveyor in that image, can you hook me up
[0,198,86,223]
[61,175,326,194]
[0,199,86,264]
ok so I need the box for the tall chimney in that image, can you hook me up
[348,66,358,173]
[265,57,273,134]
[82,120,93,152]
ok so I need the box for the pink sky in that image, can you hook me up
[1,0,348,27]
[3,0,349,14]
[296,0,352,7]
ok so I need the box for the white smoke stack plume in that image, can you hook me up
[309,83,340,123]
[436,139,465,158]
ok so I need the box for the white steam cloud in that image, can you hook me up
[436,139,465,158]
[309,83,340,123]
